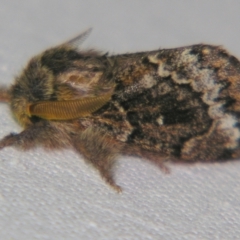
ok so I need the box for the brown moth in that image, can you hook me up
[0,29,240,192]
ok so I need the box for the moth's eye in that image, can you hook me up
[29,116,42,124]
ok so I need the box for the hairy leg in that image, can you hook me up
[73,128,123,192]
[0,87,10,102]
[0,121,72,150]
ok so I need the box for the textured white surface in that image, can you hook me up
[1,1,240,239]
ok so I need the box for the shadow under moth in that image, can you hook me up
[0,29,240,192]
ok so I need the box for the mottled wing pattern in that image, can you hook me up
[90,45,240,161]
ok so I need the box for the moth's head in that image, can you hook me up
[10,56,55,127]
[4,29,112,127]
[8,44,112,127]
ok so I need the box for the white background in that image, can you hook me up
[0,1,240,239]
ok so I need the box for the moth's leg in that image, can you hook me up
[123,145,171,174]
[73,128,123,192]
[0,130,39,150]
[0,87,10,102]
[0,121,71,151]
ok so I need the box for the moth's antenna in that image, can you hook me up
[66,28,93,48]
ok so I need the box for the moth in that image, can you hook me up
[0,29,240,192]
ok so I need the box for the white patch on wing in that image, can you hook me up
[140,74,157,89]
[218,114,240,149]
[156,115,164,125]
[208,103,225,119]
[202,84,222,105]
[148,55,171,77]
